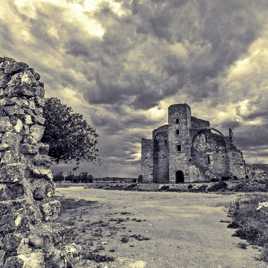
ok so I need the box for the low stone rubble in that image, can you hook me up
[0,57,77,267]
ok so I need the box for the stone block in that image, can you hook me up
[0,249,5,267]
[39,143,49,155]
[31,167,53,180]
[11,85,36,98]
[40,200,61,222]
[33,155,52,167]
[3,105,25,116]
[6,97,29,107]
[35,86,45,98]
[34,97,45,107]
[30,125,45,143]
[0,144,9,151]
[20,144,39,155]
[28,234,44,249]
[0,183,24,201]
[0,98,7,106]
[3,256,24,268]
[1,151,20,164]
[1,132,21,149]
[3,233,22,252]
[0,73,10,89]
[0,204,15,233]
[2,61,28,75]
[0,117,12,132]
[33,182,54,201]
[0,88,4,97]
[32,115,45,125]
[24,115,33,125]
[20,71,36,85]
[0,163,25,183]
[28,100,36,110]
[14,119,23,133]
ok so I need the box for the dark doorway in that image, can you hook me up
[176,170,184,183]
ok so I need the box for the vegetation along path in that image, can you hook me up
[57,187,268,268]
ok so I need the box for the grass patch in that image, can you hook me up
[228,194,268,261]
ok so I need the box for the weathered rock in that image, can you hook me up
[0,144,9,151]
[0,183,24,201]
[40,200,61,222]
[39,143,49,155]
[32,114,45,125]
[14,119,23,133]
[31,167,53,180]
[0,164,25,183]
[3,256,24,268]
[20,144,39,155]
[30,125,45,143]
[3,105,25,116]
[0,117,12,132]
[1,132,21,149]
[28,234,44,249]
[1,150,20,164]
[0,58,73,267]
[33,182,54,201]
[23,114,33,125]
[0,250,5,267]
[33,155,52,167]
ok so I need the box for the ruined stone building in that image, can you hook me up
[141,104,247,183]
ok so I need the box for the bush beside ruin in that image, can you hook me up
[228,194,268,262]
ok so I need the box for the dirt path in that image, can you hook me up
[57,187,268,268]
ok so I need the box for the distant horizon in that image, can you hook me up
[1,0,268,177]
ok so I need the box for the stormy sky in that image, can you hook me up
[1,0,268,177]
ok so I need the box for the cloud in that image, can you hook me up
[1,0,268,176]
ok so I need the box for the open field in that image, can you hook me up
[56,186,268,268]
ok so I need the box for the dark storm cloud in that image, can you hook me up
[79,0,263,110]
[235,125,268,149]
[0,20,13,49]
[219,120,241,130]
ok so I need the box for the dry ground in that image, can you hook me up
[56,186,268,268]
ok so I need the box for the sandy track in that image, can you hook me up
[57,187,268,268]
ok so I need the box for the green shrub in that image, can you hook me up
[228,194,268,261]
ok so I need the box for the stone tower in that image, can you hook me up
[168,104,192,183]
[141,138,153,183]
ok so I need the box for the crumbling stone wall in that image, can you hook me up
[228,149,246,179]
[141,138,154,183]
[0,57,73,267]
[191,130,229,179]
[153,125,169,183]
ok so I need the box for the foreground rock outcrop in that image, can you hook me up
[0,57,77,267]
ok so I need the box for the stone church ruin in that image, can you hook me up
[141,104,247,183]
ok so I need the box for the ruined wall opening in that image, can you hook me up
[176,170,185,183]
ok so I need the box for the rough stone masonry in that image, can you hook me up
[141,104,247,184]
[0,58,76,267]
